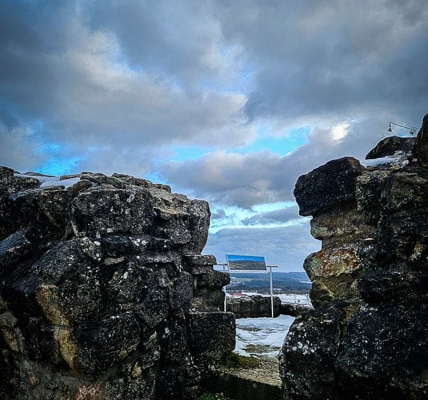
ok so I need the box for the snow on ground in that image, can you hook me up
[233,293,311,358]
[278,293,312,307]
[235,292,312,307]
[234,315,295,358]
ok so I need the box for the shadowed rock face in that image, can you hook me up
[280,114,428,400]
[294,157,365,217]
[0,170,235,400]
[413,113,428,165]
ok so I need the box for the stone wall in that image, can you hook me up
[226,295,310,318]
[279,114,428,400]
[0,169,235,399]
[226,295,281,318]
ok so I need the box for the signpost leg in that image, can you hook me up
[223,263,228,312]
[269,265,274,318]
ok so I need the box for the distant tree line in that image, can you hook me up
[227,272,311,293]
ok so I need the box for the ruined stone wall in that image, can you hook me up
[226,295,310,318]
[0,169,235,399]
[279,114,428,400]
[226,295,282,318]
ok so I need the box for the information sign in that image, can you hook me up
[226,254,267,273]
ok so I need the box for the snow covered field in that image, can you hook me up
[235,292,312,307]
[233,293,311,358]
[234,314,295,358]
[278,293,312,306]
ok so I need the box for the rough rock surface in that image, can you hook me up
[412,113,428,165]
[366,135,416,159]
[226,295,310,318]
[0,169,235,399]
[279,302,311,318]
[294,157,365,217]
[226,295,281,318]
[280,113,428,400]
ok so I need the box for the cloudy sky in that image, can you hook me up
[1,0,427,272]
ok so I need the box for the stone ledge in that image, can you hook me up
[204,367,282,400]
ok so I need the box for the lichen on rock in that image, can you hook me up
[280,113,428,400]
[0,169,235,400]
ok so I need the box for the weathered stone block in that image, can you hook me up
[280,304,346,400]
[294,157,365,216]
[365,135,416,159]
[70,188,156,236]
[336,305,428,400]
[187,311,235,362]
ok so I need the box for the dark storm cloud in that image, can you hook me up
[84,0,230,88]
[156,0,427,208]
[1,0,426,270]
[0,0,428,178]
[212,0,428,121]
[0,0,249,174]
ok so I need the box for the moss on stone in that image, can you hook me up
[219,352,260,369]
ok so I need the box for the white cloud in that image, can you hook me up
[1,0,427,271]
[204,223,320,272]
[331,122,350,142]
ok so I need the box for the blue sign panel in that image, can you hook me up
[226,254,267,272]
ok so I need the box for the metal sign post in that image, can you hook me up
[267,265,278,318]
[224,254,277,318]
[220,263,228,312]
